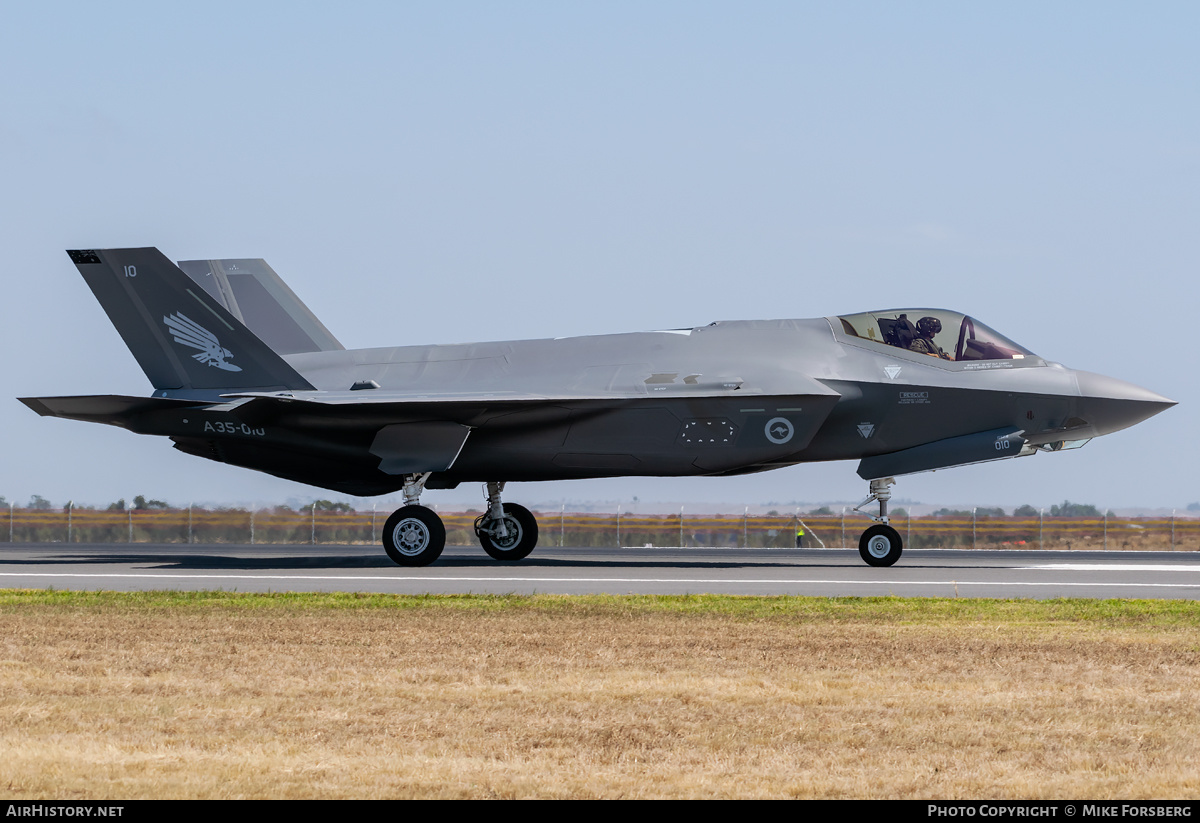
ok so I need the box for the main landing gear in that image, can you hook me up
[474,482,539,561]
[380,476,539,567]
[382,473,444,566]
[852,476,903,567]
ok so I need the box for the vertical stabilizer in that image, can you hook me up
[67,248,315,393]
[177,258,344,355]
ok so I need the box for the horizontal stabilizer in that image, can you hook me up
[19,394,212,429]
[857,427,1031,480]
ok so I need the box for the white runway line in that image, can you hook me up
[0,572,1198,589]
[1022,564,1200,572]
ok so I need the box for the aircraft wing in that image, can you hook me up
[223,368,843,406]
[23,376,842,427]
[22,379,844,482]
[17,391,560,432]
[223,389,750,404]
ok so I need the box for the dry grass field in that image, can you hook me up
[1,591,1198,799]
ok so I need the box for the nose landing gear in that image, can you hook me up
[852,476,903,567]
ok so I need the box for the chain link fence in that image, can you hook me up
[1,506,1197,551]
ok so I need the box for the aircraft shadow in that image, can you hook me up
[4,553,397,570]
[2,551,988,572]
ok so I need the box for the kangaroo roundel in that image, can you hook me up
[764,417,795,444]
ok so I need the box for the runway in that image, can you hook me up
[2,542,1199,598]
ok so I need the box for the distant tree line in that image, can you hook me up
[798,500,1125,518]
[0,495,360,513]
[0,495,1185,518]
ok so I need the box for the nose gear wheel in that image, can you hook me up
[859,523,903,567]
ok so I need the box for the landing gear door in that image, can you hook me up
[370,422,472,474]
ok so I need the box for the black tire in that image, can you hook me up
[476,502,539,561]
[382,505,446,567]
[859,524,903,567]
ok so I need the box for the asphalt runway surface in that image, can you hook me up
[2,542,1199,598]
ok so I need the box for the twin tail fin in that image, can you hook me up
[67,248,314,394]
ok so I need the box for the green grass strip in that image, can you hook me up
[0,588,1198,627]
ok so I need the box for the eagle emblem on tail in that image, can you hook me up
[163,312,242,372]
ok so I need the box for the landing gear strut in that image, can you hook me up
[474,482,539,561]
[382,472,445,567]
[852,476,903,567]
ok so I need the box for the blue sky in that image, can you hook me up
[2,2,1196,512]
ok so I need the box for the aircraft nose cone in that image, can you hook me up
[1074,371,1176,436]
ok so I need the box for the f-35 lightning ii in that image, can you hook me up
[20,248,1174,567]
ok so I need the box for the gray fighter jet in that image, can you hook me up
[21,248,1174,568]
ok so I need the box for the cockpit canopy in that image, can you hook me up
[837,309,1036,362]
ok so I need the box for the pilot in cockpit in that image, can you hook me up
[908,316,952,360]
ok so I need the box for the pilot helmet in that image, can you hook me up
[916,316,942,336]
